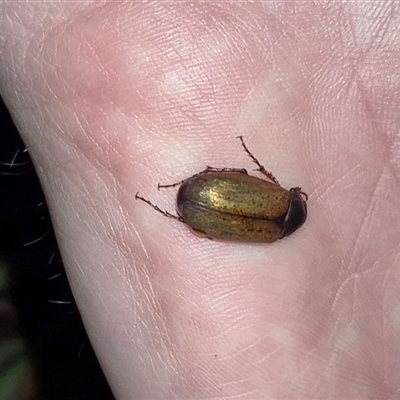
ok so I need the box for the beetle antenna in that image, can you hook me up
[135,192,183,221]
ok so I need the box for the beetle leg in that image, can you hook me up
[300,191,308,201]
[158,169,213,189]
[204,166,248,174]
[290,187,309,201]
[236,136,280,186]
[158,179,187,189]
[158,166,248,189]
[135,192,183,221]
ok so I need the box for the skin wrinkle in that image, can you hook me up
[328,278,384,386]
[330,273,355,318]
[382,279,393,391]
[342,174,383,278]
[43,111,149,278]
[366,248,399,277]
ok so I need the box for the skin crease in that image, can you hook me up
[1,1,400,399]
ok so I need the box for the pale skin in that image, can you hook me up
[1,2,400,399]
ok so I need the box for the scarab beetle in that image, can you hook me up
[136,136,307,243]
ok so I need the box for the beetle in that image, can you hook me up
[135,136,308,243]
